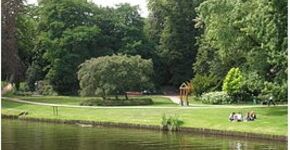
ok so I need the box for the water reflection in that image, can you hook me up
[2,119,287,150]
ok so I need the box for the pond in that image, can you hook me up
[2,119,287,150]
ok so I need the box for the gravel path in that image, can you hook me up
[2,97,286,109]
[163,96,287,108]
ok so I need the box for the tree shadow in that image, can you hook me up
[264,107,287,116]
[2,99,26,109]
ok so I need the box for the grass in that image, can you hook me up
[12,95,177,106]
[1,96,287,136]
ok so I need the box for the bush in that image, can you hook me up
[26,63,45,91]
[14,91,33,96]
[191,74,218,96]
[1,81,9,89]
[241,72,264,96]
[80,98,153,106]
[161,114,184,131]
[201,91,231,104]
[2,83,15,97]
[78,54,154,99]
[18,82,30,92]
[223,68,243,103]
[261,81,287,103]
[35,80,57,96]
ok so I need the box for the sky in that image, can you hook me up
[26,0,149,17]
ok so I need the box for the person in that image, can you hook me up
[229,112,235,121]
[268,96,276,106]
[244,112,250,121]
[244,112,254,121]
[250,111,256,120]
[236,112,243,122]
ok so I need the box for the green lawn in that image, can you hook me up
[12,95,177,106]
[1,96,287,136]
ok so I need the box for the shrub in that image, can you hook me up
[1,81,9,89]
[223,68,243,96]
[241,72,264,96]
[191,74,218,96]
[25,63,46,91]
[78,54,154,99]
[2,83,15,97]
[80,98,153,106]
[161,114,184,131]
[261,81,287,103]
[223,68,243,103]
[18,82,30,92]
[201,91,231,104]
[35,80,57,96]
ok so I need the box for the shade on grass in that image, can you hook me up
[2,98,287,136]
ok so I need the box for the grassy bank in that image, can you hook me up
[1,96,287,136]
[12,96,177,106]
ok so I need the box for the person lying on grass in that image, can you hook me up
[229,111,257,122]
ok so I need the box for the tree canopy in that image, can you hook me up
[78,54,153,99]
[2,0,287,102]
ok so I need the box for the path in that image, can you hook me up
[2,97,286,109]
[163,95,287,108]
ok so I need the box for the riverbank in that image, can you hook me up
[2,114,287,142]
[1,97,287,141]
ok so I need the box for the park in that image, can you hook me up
[1,0,288,149]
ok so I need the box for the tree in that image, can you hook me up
[223,68,243,100]
[147,0,202,86]
[78,55,154,99]
[2,0,25,83]
[194,0,287,100]
[16,4,38,68]
[37,0,111,95]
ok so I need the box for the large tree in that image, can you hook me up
[37,0,110,95]
[78,54,153,99]
[2,0,25,83]
[193,0,287,101]
[147,0,202,86]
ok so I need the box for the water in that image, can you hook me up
[2,119,287,150]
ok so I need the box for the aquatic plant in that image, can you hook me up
[161,114,184,131]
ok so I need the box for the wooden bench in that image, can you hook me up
[125,91,143,96]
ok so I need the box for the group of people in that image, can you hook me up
[229,111,257,122]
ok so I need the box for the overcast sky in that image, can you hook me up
[26,0,149,17]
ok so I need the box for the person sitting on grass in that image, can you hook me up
[250,111,257,120]
[244,111,257,121]
[229,112,235,121]
[244,112,253,121]
[235,112,243,122]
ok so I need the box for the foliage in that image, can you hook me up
[25,63,46,91]
[161,114,184,131]
[148,0,203,86]
[191,74,218,96]
[261,81,287,103]
[17,82,30,92]
[201,91,231,104]
[80,98,153,106]
[35,80,57,96]
[26,1,155,95]
[194,0,287,101]
[78,55,154,99]
[16,5,38,68]
[238,72,264,102]
[222,68,243,97]
[1,0,25,83]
